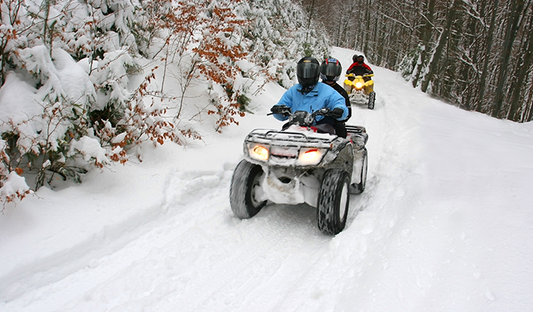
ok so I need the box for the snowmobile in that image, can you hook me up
[343,74,375,109]
[229,108,368,235]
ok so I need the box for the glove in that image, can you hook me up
[316,108,329,116]
[329,107,344,119]
[271,105,290,116]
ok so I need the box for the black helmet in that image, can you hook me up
[296,57,320,88]
[352,54,365,63]
[356,55,364,64]
[320,58,342,82]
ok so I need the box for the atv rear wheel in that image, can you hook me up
[350,148,368,194]
[230,159,266,219]
[317,169,350,235]
[368,91,376,110]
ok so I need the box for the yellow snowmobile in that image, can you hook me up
[343,74,375,110]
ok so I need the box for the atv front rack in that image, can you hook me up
[245,129,335,148]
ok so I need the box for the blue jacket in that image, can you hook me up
[273,83,348,123]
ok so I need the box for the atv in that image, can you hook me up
[229,108,368,235]
[343,73,375,109]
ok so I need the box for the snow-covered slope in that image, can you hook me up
[1,47,532,312]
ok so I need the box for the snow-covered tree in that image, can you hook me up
[0,0,329,205]
[244,0,330,88]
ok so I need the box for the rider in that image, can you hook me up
[271,56,348,136]
[346,54,373,81]
[320,57,351,138]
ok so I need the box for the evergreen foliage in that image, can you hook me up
[0,0,329,205]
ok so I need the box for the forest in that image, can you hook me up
[2,0,531,204]
[300,0,533,122]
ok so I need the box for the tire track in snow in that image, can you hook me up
[57,170,335,311]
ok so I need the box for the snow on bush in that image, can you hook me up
[0,0,329,206]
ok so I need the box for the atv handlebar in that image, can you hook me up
[268,105,292,116]
[269,106,332,127]
[345,73,374,78]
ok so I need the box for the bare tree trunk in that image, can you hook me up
[362,0,371,54]
[421,0,460,93]
[412,0,436,88]
[476,0,500,112]
[491,0,526,118]
[527,85,533,121]
[507,7,533,121]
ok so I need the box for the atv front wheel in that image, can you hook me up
[230,160,266,219]
[317,169,350,235]
[350,148,368,194]
[368,91,376,110]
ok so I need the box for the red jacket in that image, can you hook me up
[346,62,373,76]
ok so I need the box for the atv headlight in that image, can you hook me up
[355,82,364,89]
[297,148,325,166]
[248,143,269,161]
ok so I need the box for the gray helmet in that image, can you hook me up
[296,57,320,88]
[320,58,342,82]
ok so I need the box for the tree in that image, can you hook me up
[411,0,436,88]
[491,0,527,118]
[507,5,533,121]
[421,0,462,93]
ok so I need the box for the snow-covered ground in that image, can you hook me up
[1,47,532,312]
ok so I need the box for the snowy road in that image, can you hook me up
[2,48,533,311]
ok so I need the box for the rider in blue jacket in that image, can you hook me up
[271,57,348,133]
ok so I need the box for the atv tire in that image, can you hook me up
[350,148,368,194]
[317,169,350,235]
[230,159,266,219]
[368,91,376,110]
